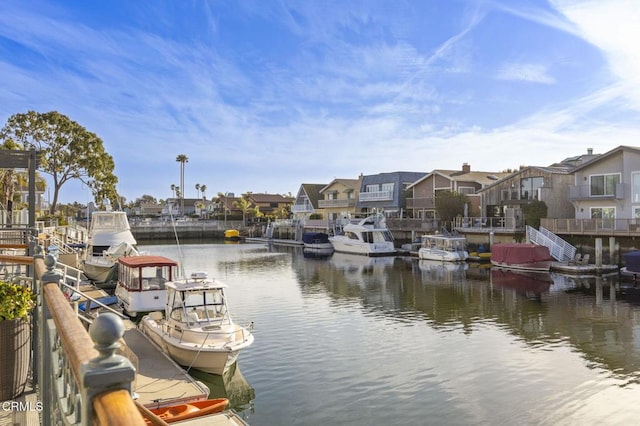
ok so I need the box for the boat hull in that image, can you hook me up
[490,260,553,272]
[418,248,469,262]
[329,237,396,256]
[140,317,254,375]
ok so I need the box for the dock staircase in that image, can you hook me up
[526,225,576,262]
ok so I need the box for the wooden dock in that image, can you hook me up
[122,326,210,408]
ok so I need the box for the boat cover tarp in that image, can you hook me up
[491,243,553,264]
[302,232,330,244]
[624,251,640,272]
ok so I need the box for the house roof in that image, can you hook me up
[569,145,640,173]
[299,184,326,207]
[320,178,361,193]
[476,165,573,192]
[247,193,294,203]
[406,169,509,189]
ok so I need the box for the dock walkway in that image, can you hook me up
[122,326,210,407]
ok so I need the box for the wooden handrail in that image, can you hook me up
[35,257,146,425]
[94,389,147,426]
[0,254,34,265]
[0,243,29,249]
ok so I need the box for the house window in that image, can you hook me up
[592,207,615,229]
[634,207,640,219]
[458,186,475,195]
[520,177,544,200]
[590,174,620,196]
[632,172,640,202]
[381,183,394,192]
[366,184,379,192]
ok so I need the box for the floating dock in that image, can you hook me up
[122,326,210,407]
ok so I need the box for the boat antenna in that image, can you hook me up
[168,202,186,278]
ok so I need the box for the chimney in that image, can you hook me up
[587,148,593,155]
[462,163,470,173]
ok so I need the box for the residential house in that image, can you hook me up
[318,177,362,220]
[552,145,640,233]
[357,171,427,217]
[477,165,575,229]
[291,184,326,221]
[245,193,295,218]
[136,203,164,217]
[405,163,509,219]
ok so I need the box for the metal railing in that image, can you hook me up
[29,252,149,425]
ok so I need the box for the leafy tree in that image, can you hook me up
[133,194,158,207]
[0,111,118,213]
[522,200,547,229]
[434,191,469,230]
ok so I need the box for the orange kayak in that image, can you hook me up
[144,398,229,424]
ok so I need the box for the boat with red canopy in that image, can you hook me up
[490,243,554,272]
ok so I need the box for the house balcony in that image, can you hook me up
[406,197,436,210]
[568,183,627,201]
[318,198,356,208]
[358,190,393,202]
[291,203,314,213]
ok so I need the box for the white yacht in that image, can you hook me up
[329,215,396,256]
[82,210,138,286]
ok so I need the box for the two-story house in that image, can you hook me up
[405,163,509,219]
[318,178,362,221]
[541,145,640,235]
[245,193,294,218]
[357,171,427,217]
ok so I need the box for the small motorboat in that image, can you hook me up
[140,272,254,375]
[224,229,241,241]
[418,234,469,262]
[114,255,179,317]
[142,398,229,424]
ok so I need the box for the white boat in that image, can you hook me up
[82,211,138,285]
[329,215,396,256]
[114,255,179,317]
[140,272,254,375]
[418,234,469,262]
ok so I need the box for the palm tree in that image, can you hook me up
[200,184,207,200]
[195,183,201,199]
[233,195,254,225]
[170,184,176,198]
[176,154,189,215]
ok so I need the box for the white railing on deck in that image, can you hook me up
[526,225,576,261]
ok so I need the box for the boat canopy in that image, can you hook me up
[302,232,330,244]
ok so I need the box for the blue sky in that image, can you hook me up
[1,0,639,204]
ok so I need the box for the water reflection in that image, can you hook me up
[189,363,255,411]
[286,247,640,384]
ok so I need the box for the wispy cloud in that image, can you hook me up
[496,63,555,84]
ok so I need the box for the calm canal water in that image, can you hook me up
[140,242,640,426]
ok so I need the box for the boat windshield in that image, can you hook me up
[169,288,229,324]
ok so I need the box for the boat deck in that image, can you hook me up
[122,326,210,408]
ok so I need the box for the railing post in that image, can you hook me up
[39,253,61,426]
[80,313,136,425]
